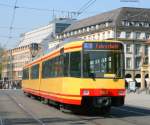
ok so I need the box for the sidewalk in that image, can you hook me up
[125,92,150,109]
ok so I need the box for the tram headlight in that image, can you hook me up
[118,90,125,95]
[82,90,90,95]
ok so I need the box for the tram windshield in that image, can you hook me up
[83,42,124,78]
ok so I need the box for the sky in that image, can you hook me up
[0,0,150,49]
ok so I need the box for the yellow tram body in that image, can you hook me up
[22,40,125,108]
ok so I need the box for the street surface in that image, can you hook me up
[0,90,150,125]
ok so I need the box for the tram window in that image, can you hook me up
[31,64,39,79]
[58,55,63,76]
[83,51,123,78]
[70,52,81,77]
[51,58,55,77]
[64,53,69,76]
[53,56,63,77]
[42,59,51,78]
[54,57,59,77]
[23,68,29,79]
[42,56,64,78]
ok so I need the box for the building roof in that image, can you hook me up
[64,7,150,33]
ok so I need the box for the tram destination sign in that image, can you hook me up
[83,42,123,50]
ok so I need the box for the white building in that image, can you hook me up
[18,18,75,48]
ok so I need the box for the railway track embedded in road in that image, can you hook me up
[4,91,46,125]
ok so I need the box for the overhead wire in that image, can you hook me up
[77,0,97,16]
[0,0,97,48]
[3,0,18,48]
[0,3,79,14]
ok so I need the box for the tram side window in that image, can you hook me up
[52,56,63,77]
[64,53,69,76]
[31,64,39,79]
[23,68,29,79]
[70,52,81,77]
[42,59,51,78]
[58,55,63,76]
[42,56,64,78]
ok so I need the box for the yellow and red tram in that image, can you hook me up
[22,39,125,113]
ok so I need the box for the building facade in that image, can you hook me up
[2,45,32,80]
[57,7,150,85]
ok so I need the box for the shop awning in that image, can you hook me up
[135,78,141,83]
[125,78,133,82]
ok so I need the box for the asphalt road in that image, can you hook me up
[0,90,150,125]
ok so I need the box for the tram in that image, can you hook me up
[22,39,125,113]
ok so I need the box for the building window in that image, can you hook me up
[135,57,141,69]
[126,44,131,53]
[96,25,99,29]
[107,31,110,38]
[82,28,86,33]
[92,35,95,40]
[135,44,141,55]
[129,22,135,26]
[88,36,91,40]
[135,22,139,27]
[135,32,141,39]
[116,32,121,38]
[126,57,131,69]
[126,32,131,39]
[139,22,144,27]
[146,33,150,39]
[144,23,149,27]
[91,26,95,30]
[144,57,148,65]
[18,71,22,78]
[74,31,77,35]
[123,21,130,26]
[55,23,70,34]
[121,21,125,26]
[71,32,74,36]
[145,45,148,55]
[87,27,90,32]
[67,32,70,37]
[97,33,100,39]
[102,32,105,39]
[105,22,109,27]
